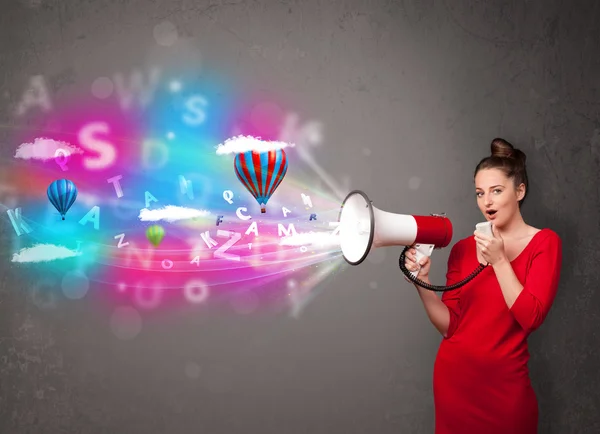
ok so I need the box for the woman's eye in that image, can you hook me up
[494,189,502,194]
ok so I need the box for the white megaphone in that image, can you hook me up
[338,190,453,278]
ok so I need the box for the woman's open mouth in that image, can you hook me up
[486,209,497,220]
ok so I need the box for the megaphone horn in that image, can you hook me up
[337,190,453,266]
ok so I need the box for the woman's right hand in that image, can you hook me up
[404,247,431,280]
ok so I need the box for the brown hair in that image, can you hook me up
[474,138,529,208]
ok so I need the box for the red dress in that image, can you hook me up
[433,229,562,434]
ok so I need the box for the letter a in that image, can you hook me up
[145,191,158,208]
[79,206,100,230]
[16,75,52,116]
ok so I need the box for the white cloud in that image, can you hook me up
[279,231,340,248]
[12,244,81,263]
[215,135,295,155]
[14,137,84,161]
[138,205,210,222]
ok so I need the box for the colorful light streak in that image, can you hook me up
[1,66,349,315]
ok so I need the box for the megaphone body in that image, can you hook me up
[338,190,453,277]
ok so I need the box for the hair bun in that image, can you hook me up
[490,138,514,158]
[490,137,527,165]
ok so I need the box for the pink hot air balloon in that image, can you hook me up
[234,148,288,213]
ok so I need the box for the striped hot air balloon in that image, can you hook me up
[234,148,288,213]
[47,179,78,220]
[146,225,165,247]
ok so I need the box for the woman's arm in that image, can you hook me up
[411,242,463,339]
[414,279,452,338]
[495,232,563,333]
[492,259,523,308]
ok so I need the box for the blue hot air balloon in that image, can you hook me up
[234,148,288,213]
[47,179,78,220]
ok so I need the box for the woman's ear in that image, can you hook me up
[516,183,526,201]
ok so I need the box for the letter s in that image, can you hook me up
[78,122,117,170]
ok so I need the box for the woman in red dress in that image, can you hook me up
[404,138,563,433]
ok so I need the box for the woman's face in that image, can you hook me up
[474,168,525,228]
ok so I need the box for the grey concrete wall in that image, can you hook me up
[1,0,599,433]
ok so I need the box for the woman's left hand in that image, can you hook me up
[474,225,507,266]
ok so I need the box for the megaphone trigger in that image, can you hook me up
[410,243,434,279]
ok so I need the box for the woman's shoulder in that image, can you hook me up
[532,227,562,248]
